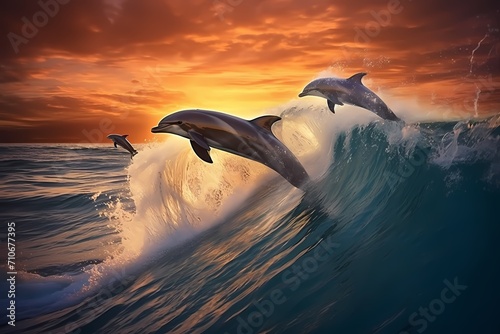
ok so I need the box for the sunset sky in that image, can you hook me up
[0,0,498,143]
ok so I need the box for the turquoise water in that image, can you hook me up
[0,105,499,334]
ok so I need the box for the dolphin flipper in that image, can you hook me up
[250,116,281,132]
[323,93,343,113]
[113,142,117,148]
[190,140,213,163]
[188,130,210,150]
[327,100,337,113]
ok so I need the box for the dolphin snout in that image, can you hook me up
[151,121,181,133]
[298,91,308,97]
[152,125,174,133]
[151,126,162,133]
[151,124,172,133]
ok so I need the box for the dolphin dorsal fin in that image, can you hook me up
[122,134,129,138]
[347,72,367,84]
[250,115,281,132]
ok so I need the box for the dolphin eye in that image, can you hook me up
[177,121,183,125]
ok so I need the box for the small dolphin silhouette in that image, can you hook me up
[107,134,138,158]
[299,73,401,121]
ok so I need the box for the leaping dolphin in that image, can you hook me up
[151,109,310,189]
[298,73,401,121]
[107,134,138,158]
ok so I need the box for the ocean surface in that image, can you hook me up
[0,102,499,334]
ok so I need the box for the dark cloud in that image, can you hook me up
[0,0,199,59]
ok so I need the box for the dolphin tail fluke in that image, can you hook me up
[130,151,138,159]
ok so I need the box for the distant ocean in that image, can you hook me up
[1,102,499,334]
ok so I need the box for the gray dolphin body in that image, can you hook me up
[107,134,138,158]
[151,109,310,189]
[299,73,401,121]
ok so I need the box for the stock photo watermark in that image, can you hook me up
[49,269,136,334]
[384,145,431,191]
[338,0,414,67]
[7,0,71,54]
[400,277,467,334]
[353,0,405,44]
[225,235,340,334]
[2,219,134,332]
[81,65,164,144]
[5,222,17,327]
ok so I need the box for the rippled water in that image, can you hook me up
[1,104,499,334]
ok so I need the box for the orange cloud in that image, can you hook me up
[0,0,498,142]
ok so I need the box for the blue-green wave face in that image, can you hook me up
[1,102,499,334]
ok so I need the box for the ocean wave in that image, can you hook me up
[2,99,499,328]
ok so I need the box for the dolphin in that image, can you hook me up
[107,134,138,158]
[298,73,401,121]
[151,109,310,189]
